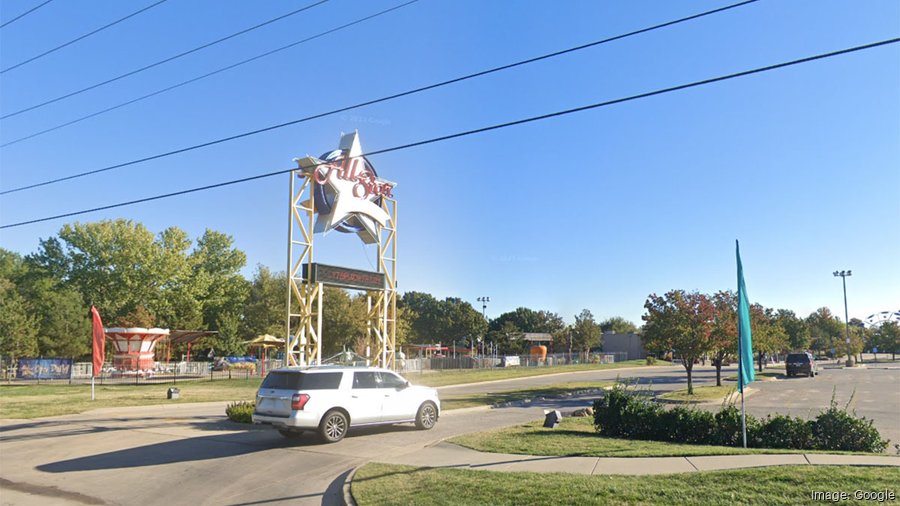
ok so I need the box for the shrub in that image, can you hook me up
[645,356,657,365]
[594,383,664,439]
[758,414,814,449]
[618,393,665,440]
[592,386,887,452]
[226,401,255,423]
[667,407,716,445]
[812,406,887,453]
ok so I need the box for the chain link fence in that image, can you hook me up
[2,351,632,385]
[0,356,288,385]
[397,351,629,374]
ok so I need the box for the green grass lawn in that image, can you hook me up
[441,382,612,410]
[657,385,735,403]
[406,359,660,388]
[352,463,900,506]
[0,379,263,419]
[449,417,869,457]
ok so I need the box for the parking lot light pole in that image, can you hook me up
[833,270,853,367]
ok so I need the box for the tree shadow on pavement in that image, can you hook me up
[36,422,423,473]
[0,416,258,443]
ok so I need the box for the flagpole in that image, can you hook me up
[736,240,748,449]
[738,323,747,448]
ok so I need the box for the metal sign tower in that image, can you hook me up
[285,132,397,368]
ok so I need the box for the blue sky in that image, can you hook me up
[1,0,898,326]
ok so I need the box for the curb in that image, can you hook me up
[342,466,359,506]
[655,388,756,406]
[442,405,493,415]
[723,387,756,405]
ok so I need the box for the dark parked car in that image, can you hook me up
[786,352,817,377]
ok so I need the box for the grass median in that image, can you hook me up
[449,417,869,457]
[725,370,783,382]
[0,379,263,419]
[406,359,661,388]
[657,385,735,403]
[352,463,900,506]
[441,382,612,410]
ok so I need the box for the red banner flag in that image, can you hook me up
[90,306,105,378]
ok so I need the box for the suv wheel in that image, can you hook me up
[415,402,438,430]
[319,410,348,443]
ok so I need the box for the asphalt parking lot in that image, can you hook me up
[743,364,900,448]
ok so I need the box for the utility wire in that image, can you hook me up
[0,0,54,30]
[0,0,330,119]
[3,37,897,230]
[1,0,169,74]
[0,0,756,188]
[2,0,422,148]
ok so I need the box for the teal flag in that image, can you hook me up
[737,240,755,391]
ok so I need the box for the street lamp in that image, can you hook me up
[477,296,490,357]
[833,270,853,367]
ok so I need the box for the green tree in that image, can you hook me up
[26,278,91,358]
[241,266,286,339]
[490,307,564,334]
[775,309,810,351]
[0,248,27,279]
[440,297,488,351]
[750,304,788,371]
[872,322,899,359]
[599,316,638,334]
[399,291,442,343]
[486,320,525,354]
[709,291,737,386]
[0,278,39,360]
[570,309,601,356]
[187,230,249,355]
[642,290,715,395]
[4,248,90,358]
[807,307,844,357]
[322,288,368,356]
[488,307,564,353]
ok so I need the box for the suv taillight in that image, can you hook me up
[291,393,310,410]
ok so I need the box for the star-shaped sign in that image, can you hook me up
[295,132,394,244]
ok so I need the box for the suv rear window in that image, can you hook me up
[787,354,810,362]
[261,371,342,390]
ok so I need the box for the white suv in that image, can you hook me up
[251,366,441,443]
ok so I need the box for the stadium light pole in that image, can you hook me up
[477,296,490,357]
[833,270,853,367]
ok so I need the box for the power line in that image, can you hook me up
[0,0,330,119]
[0,0,757,189]
[1,0,169,74]
[0,0,54,30]
[1,0,423,149]
[3,37,896,230]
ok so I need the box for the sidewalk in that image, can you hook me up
[373,442,900,476]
